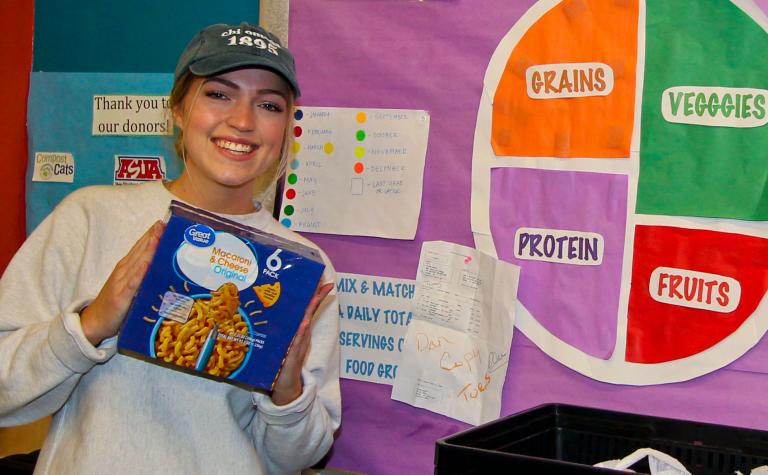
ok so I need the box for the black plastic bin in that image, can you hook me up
[435,403,768,474]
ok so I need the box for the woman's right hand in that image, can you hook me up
[80,221,165,346]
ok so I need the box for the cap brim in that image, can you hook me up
[188,53,300,97]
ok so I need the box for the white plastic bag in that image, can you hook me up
[593,448,691,474]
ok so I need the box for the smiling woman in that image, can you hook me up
[0,22,340,475]
[167,68,292,214]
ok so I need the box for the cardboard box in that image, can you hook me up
[117,200,325,391]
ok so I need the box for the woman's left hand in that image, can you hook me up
[270,282,334,406]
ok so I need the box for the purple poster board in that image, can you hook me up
[290,1,768,474]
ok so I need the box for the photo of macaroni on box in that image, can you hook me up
[117,201,326,391]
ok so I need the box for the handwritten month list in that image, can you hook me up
[278,107,429,239]
[391,241,520,425]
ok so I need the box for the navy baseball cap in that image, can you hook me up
[174,22,300,97]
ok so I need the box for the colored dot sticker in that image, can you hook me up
[354,162,364,174]
[288,173,297,184]
[281,218,292,227]
[290,159,300,170]
[294,126,303,137]
[356,112,367,123]
[354,146,366,158]
[324,142,334,154]
[283,205,295,216]
[285,189,296,199]
[356,130,366,141]
[293,142,301,154]
[294,109,303,120]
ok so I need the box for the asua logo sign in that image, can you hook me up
[114,155,166,184]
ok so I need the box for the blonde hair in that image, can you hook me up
[167,71,296,202]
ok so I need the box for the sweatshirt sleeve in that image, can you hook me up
[0,195,114,426]
[248,261,341,475]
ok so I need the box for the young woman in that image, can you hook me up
[0,22,340,474]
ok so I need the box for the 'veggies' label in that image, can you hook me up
[661,86,768,127]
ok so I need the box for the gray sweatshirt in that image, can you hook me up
[0,181,341,474]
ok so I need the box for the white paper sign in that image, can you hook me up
[278,107,429,239]
[337,272,415,385]
[92,95,172,136]
[391,241,520,425]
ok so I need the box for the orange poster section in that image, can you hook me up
[492,0,638,158]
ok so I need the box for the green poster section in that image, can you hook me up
[33,0,259,73]
[638,0,768,220]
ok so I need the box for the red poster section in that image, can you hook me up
[627,226,768,363]
[0,2,33,272]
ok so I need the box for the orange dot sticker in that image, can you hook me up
[354,162,364,174]
[356,112,367,123]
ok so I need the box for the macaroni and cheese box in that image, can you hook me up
[117,200,326,391]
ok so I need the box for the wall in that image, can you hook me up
[0,0,261,459]
[0,0,33,273]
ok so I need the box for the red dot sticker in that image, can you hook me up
[293,126,303,137]
[354,162,364,174]
[285,188,296,199]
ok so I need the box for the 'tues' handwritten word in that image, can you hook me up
[457,373,492,401]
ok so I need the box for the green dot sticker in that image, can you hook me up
[356,130,366,141]
[288,173,297,184]
[283,205,295,216]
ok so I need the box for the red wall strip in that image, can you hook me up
[0,2,34,273]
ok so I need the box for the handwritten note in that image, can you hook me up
[391,241,520,425]
[278,107,429,239]
[337,273,415,385]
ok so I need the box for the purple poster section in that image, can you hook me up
[290,2,768,474]
[489,168,627,359]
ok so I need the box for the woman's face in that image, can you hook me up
[173,68,291,194]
